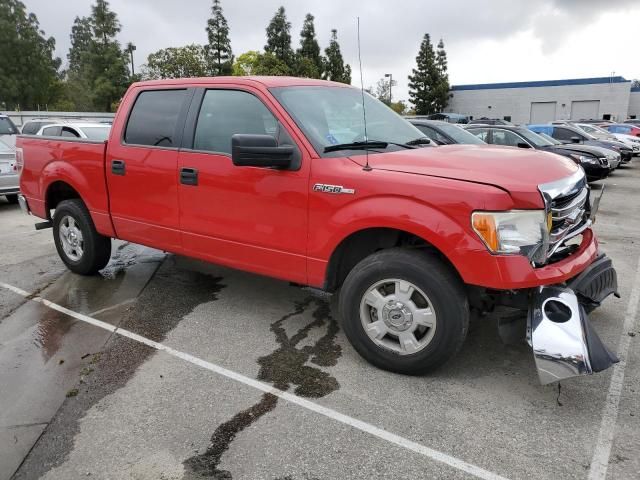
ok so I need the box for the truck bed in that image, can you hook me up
[16,135,113,236]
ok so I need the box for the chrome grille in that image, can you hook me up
[539,170,591,263]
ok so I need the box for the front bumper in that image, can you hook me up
[527,254,619,384]
[17,193,30,215]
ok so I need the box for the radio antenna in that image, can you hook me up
[357,17,372,172]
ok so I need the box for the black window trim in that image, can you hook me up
[180,86,298,159]
[121,87,195,150]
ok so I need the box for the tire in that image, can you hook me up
[5,194,18,204]
[53,199,111,275]
[339,248,469,375]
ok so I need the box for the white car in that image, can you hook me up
[573,123,619,142]
[35,122,111,141]
[608,133,640,155]
[0,138,18,204]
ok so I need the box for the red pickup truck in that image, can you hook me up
[16,77,619,384]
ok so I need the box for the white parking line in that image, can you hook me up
[588,254,640,480]
[0,281,509,480]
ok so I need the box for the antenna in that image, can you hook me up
[357,17,372,172]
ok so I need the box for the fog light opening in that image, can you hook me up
[543,299,572,323]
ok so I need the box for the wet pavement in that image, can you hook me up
[0,163,639,480]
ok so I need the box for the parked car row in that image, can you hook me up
[406,118,633,184]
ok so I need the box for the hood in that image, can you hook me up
[349,145,579,206]
[541,143,610,158]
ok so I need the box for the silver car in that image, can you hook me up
[0,138,18,204]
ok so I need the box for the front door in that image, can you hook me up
[177,87,310,284]
[106,88,192,252]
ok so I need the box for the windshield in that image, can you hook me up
[270,86,424,156]
[515,128,554,147]
[0,117,18,135]
[81,126,111,141]
[437,123,485,144]
[538,132,561,145]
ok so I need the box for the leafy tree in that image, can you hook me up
[264,6,294,68]
[323,29,351,84]
[374,77,397,105]
[205,0,233,76]
[389,101,407,115]
[253,52,291,76]
[142,45,208,80]
[232,50,259,76]
[296,13,322,78]
[0,0,61,110]
[408,33,448,115]
[231,50,291,76]
[294,55,320,78]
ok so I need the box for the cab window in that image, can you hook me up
[492,130,525,147]
[124,89,187,147]
[193,89,279,154]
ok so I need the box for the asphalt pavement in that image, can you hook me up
[0,162,639,480]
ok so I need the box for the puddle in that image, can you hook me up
[12,261,227,480]
[183,296,341,479]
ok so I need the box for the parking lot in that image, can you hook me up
[0,163,638,480]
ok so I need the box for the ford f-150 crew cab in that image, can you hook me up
[16,77,620,384]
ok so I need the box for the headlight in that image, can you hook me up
[472,210,549,262]
[569,153,598,164]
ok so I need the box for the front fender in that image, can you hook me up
[306,192,509,287]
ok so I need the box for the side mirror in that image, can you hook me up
[570,136,582,144]
[516,142,532,149]
[231,134,294,168]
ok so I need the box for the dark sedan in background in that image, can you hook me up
[465,125,612,182]
[527,124,633,163]
[407,119,486,145]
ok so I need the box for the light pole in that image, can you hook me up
[126,43,136,78]
[384,73,392,105]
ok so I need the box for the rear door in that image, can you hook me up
[106,87,193,252]
[177,86,310,283]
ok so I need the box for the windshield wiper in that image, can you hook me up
[324,141,388,153]
[405,137,432,146]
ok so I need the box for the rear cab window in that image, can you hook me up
[124,89,188,147]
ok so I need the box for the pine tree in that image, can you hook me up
[408,34,446,115]
[67,16,92,74]
[296,13,322,78]
[265,6,294,69]
[205,0,233,76]
[0,0,61,110]
[65,0,129,111]
[434,38,451,110]
[323,29,351,84]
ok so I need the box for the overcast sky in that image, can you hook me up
[23,0,640,102]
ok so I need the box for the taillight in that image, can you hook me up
[15,148,23,173]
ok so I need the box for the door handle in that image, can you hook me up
[111,159,125,175]
[180,167,198,186]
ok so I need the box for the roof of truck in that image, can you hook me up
[131,76,353,89]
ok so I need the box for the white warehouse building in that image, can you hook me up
[446,76,639,124]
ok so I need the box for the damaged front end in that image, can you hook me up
[527,255,620,385]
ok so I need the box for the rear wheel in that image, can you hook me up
[53,199,111,275]
[5,194,18,204]
[339,248,469,375]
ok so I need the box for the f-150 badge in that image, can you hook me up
[313,184,355,194]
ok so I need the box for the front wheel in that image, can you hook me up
[53,199,112,275]
[339,248,469,375]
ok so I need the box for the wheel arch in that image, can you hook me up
[323,226,464,292]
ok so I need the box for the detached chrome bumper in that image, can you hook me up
[527,255,619,385]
